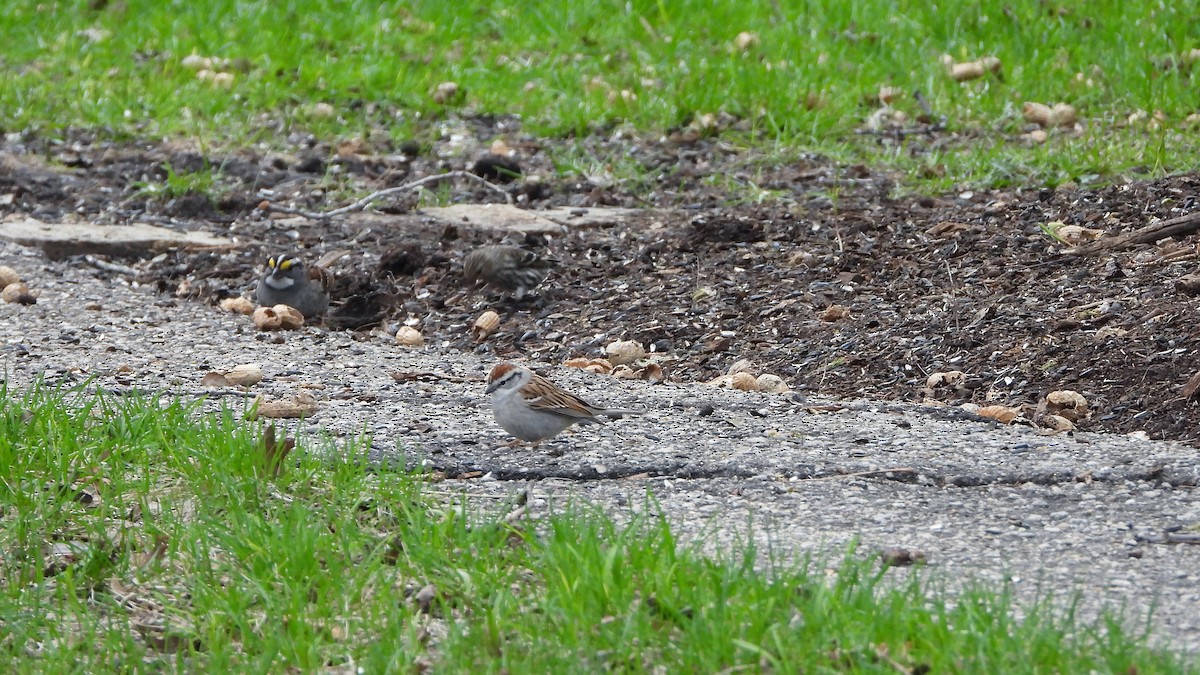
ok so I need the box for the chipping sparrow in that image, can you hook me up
[255,251,347,319]
[463,245,556,300]
[485,362,640,444]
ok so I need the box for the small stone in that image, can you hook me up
[606,339,646,366]
[432,81,460,104]
[756,373,789,393]
[733,31,759,51]
[0,266,20,288]
[1,282,36,305]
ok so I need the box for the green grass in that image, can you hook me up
[2,0,1197,189]
[131,161,222,201]
[0,383,1191,672]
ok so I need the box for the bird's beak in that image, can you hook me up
[484,379,500,394]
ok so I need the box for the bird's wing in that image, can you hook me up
[315,249,351,269]
[521,378,602,420]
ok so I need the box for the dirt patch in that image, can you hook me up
[2,123,1199,445]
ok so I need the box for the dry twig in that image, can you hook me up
[258,170,513,220]
[83,255,142,277]
[1070,211,1200,255]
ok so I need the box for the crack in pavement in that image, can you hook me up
[421,461,1197,487]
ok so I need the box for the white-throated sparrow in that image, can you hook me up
[463,245,557,300]
[255,251,347,319]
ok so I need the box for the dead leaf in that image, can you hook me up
[976,405,1021,424]
[260,424,295,476]
[201,372,230,387]
[879,547,927,566]
[639,363,665,383]
[564,357,613,375]
[1042,221,1104,247]
[821,305,850,322]
[1182,371,1200,399]
[926,221,974,238]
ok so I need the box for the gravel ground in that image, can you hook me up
[3,241,1199,656]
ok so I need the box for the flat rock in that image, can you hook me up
[538,206,643,228]
[422,204,642,234]
[0,219,234,259]
[421,204,565,234]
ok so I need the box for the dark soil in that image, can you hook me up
[3,122,1199,445]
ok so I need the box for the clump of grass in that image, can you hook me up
[0,384,1189,671]
[131,161,221,201]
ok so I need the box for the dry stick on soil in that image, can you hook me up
[83,255,142,277]
[1069,211,1200,255]
[258,170,513,220]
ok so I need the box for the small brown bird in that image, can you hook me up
[463,245,556,300]
[485,362,640,445]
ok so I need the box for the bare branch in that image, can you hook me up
[258,170,513,220]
